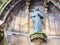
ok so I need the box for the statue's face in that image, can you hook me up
[33,6,39,12]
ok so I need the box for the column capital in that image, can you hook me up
[26,1,30,7]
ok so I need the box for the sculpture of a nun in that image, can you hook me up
[31,7,47,32]
[30,7,47,45]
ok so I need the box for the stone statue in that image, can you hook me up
[31,7,45,32]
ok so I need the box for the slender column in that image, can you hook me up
[45,13,50,35]
[26,1,30,33]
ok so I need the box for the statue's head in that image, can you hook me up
[34,7,39,11]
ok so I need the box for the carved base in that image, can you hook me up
[30,32,47,45]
